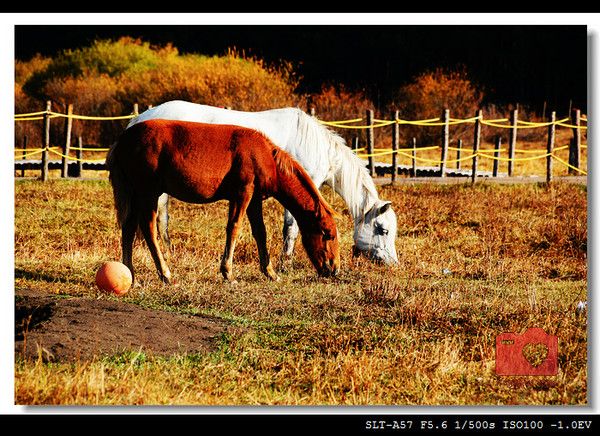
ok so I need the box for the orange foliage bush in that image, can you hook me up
[118,50,299,111]
[16,39,300,146]
[307,85,378,147]
[308,85,373,122]
[389,67,484,145]
[15,55,52,147]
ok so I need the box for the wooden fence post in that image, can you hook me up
[569,108,581,175]
[508,109,518,177]
[547,111,556,183]
[61,103,73,178]
[366,109,375,177]
[492,136,501,177]
[471,109,482,184]
[440,108,449,177]
[76,136,83,178]
[21,136,27,177]
[391,110,399,184]
[411,137,417,177]
[133,103,139,117]
[41,100,51,182]
[456,139,462,170]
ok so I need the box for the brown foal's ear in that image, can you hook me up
[319,205,342,221]
[313,193,342,221]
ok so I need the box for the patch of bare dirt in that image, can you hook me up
[15,289,228,362]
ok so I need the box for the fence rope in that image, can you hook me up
[556,121,588,129]
[15,149,46,159]
[14,116,46,121]
[355,143,585,170]
[13,107,588,176]
[396,118,473,127]
[395,150,478,165]
[48,111,136,121]
[516,144,569,154]
[14,145,588,174]
[354,143,576,159]
[68,146,111,151]
[14,110,136,122]
[355,145,439,158]
[318,117,364,126]
[551,154,587,175]
[15,109,588,131]
[14,110,49,117]
[320,119,393,129]
[396,117,443,125]
[15,145,109,153]
[319,115,585,130]
[13,146,107,164]
[46,147,107,163]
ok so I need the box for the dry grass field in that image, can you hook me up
[14,175,587,405]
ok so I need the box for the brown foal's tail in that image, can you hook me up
[106,141,134,228]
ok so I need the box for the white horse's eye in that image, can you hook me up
[375,225,388,236]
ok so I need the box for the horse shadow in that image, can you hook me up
[15,268,77,285]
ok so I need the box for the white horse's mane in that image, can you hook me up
[293,109,380,219]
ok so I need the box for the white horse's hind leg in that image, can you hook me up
[280,209,299,270]
[156,193,172,258]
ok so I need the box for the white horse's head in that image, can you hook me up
[353,200,398,266]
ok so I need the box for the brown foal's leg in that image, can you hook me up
[138,197,172,284]
[247,197,279,281]
[221,191,253,281]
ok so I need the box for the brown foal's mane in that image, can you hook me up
[271,146,338,219]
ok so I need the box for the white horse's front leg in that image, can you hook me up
[280,209,300,270]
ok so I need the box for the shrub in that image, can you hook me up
[22,37,171,100]
[15,55,52,148]
[389,67,484,146]
[307,85,378,148]
[15,54,51,87]
[16,39,300,147]
[117,49,299,111]
[308,84,373,122]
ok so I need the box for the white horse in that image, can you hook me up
[128,101,398,265]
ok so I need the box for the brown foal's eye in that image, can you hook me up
[321,230,334,241]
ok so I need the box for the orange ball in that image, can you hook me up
[95,261,132,296]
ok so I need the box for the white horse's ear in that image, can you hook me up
[365,200,392,220]
[377,201,392,215]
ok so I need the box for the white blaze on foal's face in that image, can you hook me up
[353,200,398,265]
